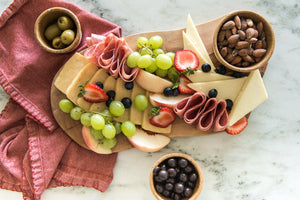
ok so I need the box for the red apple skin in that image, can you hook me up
[149,93,190,109]
[127,128,170,152]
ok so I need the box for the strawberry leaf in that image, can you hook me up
[151,107,161,117]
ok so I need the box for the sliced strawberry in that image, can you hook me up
[150,107,176,128]
[225,116,248,135]
[174,50,199,72]
[83,84,108,103]
[178,75,195,94]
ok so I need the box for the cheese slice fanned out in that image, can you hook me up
[185,14,215,70]
[228,70,268,126]
[187,77,247,102]
[187,70,234,82]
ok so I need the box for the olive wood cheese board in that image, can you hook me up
[51,14,268,153]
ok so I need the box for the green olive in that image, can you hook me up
[57,16,74,30]
[44,23,61,41]
[60,29,75,45]
[52,36,65,49]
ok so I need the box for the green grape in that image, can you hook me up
[102,137,117,149]
[121,121,136,137]
[91,128,104,140]
[134,94,148,111]
[100,109,113,123]
[149,35,163,49]
[59,99,73,113]
[153,48,164,57]
[139,47,153,56]
[91,114,105,130]
[136,37,148,48]
[155,68,168,78]
[70,107,84,120]
[114,121,122,134]
[155,54,172,70]
[166,52,175,65]
[102,124,116,139]
[137,55,153,69]
[167,67,180,83]
[145,58,158,73]
[80,112,93,127]
[126,52,141,68]
[109,101,125,117]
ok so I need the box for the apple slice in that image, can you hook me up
[149,93,190,109]
[135,70,173,93]
[82,126,112,154]
[127,128,171,152]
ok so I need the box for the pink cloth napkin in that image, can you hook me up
[0,0,123,199]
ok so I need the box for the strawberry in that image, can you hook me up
[174,50,199,72]
[150,107,176,128]
[80,84,108,103]
[178,75,195,94]
[225,116,248,135]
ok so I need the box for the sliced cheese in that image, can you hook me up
[54,53,90,94]
[65,63,98,104]
[114,78,132,122]
[228,69,268,126]
[186,14,215,70]
[142,92,172,134]
[77,69,109,111]
[187,70,234,82]
[130,82,146,125]
[187,77,247,101]
[89,76,117,113]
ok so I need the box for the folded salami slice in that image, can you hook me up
[183,94,206,124]
[197,98,217,131]
[212,100,228,131]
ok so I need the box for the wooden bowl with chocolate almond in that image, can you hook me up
[213,10,275,73]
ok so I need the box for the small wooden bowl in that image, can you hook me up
[213,10,275,73]
[150,153,203,200]
[34,7,82,54]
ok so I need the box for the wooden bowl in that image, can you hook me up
[213,10,275,73]
[150,153,203,200]
[34,7,82,54]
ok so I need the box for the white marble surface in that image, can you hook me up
[0,0,300,199]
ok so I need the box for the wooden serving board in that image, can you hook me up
[51,14,268,153]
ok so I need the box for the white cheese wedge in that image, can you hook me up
[141,92,172,134]
[65,63,98,105]
[114,78,132,122]
[54,53,90,94]
[228,69,268,126]
[187,77,247,101]
[89,76,117,113]
[186,14,215,70]
[77,69,109,111]
[187,70,234,82]
[130,82,146,125]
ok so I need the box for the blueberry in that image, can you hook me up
[189,173,198,182]
[174,182,184,194]
[232,71,244,78]
[167,158,177,168]
[178,158,188,168]
[201,63,211,72]
[124,82,134,90]
[163,87,173,97]
[158,169,169,181]
[106,99,112,107]
[216,65,226,74]
[167,168,177,178]
[172,88,180,96]
[121,97,132,108]
[225,99,233,110]
[184,187,193,198]
[95,81,104,89]
[208,89,218,98]
[106,90,115,100]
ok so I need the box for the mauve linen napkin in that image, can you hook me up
[0,0,123,199]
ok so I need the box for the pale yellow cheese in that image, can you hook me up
[228,69,268,126]
[187,70,234,82]
[77,69,109,111]
[89,76,117,113]
[141,92,172,134]
[187,77,247,102]
[65,63,98,105]
[186,14,215,70]
[54,53,90,94]
[130,82,146,125]
[114,78,132,122]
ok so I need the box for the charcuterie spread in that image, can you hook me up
[52,13,270,154]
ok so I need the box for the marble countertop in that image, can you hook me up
[0,0,299,199]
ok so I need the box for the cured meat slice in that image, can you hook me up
[183,94,206,124]
[212,100,228,131]
[86,34,106,47]
[197,98,217,131]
